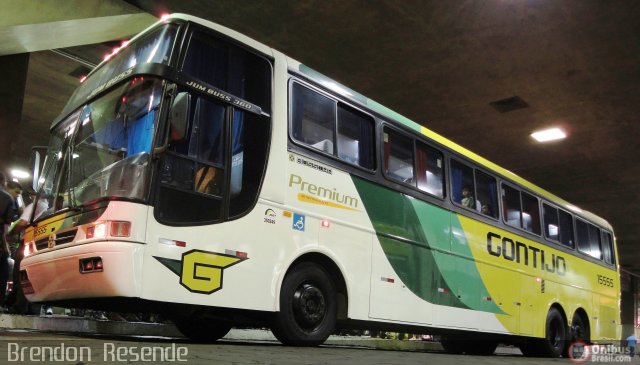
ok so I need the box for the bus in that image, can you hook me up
[20,14,619,357]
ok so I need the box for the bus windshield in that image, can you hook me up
[36,77,165,215]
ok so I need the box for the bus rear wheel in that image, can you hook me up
[173,317,232,343]
[271,262,337,346]
[521,307,567,357]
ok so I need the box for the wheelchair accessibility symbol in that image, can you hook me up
[292,213,305,232]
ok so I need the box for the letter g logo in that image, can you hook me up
[180,250,243,294]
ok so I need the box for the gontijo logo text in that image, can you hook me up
[289,174,359,211]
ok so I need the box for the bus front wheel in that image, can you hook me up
[271,262,337,346]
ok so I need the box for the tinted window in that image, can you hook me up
[337,105,375,169]
[475,171,498,218]
[291,83,335,153]
[543,203,560,241]
[521,192,540,234]
[291,83,375,169]
[576,219,602,259]
[183,30,271,113]
[451,159,475,210]
[383,128,414,184]
[558,209,575,247]
[416,142,444,198]
[503,184,521,227]
[602,231,615,265]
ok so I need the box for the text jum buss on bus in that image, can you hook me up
[21,14,619,357]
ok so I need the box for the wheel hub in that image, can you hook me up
[293,283,326,329]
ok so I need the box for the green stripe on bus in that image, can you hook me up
[353,176,503,314]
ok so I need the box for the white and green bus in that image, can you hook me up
[21,14,619,357]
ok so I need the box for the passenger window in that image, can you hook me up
[383,128,414,184]
[521,192,540,234]
[502,184,521,227]
[588,224,602,260]
[415,142,444,198]
[451,159,497,217]
[576,219,602,260]
[475,171,498,218]
[602,231,615,265]
[543,203,560,241]
[291,83,375,170]
[291,83,335,154]
[558,209,575,248]
[337,105,375,169]
[450,160,476,210]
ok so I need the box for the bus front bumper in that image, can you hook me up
[20,241,144,303]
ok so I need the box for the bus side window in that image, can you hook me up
[475,170,498,218]
[416,142,444,198]
[291,83,335,154]
[336,104,375,169]
[502,184,521,227]
[383,128,414,184]
[543,203,559,241]
[521,192,541,235]
[450,159,475,209]
[558,209,575,248]
[602,231,615,265]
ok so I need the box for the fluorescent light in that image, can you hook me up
[11,169,29,179]
[531,127,566,142]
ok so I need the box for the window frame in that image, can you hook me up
[380,124,446,200]
[288,79,376,172]
[500,182,542,237]
[449,158,499,220]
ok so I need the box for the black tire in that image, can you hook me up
[570,313,590,343]
[174,317,232,343]
[271,262,337,346]
[566,312,590,358]
[540,307,567,357]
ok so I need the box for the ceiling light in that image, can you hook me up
[531,127,566,142]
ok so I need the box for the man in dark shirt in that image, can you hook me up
[0,172,17,308]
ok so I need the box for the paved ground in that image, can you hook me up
[0,313,637,364]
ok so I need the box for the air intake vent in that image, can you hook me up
[489,96,529,113]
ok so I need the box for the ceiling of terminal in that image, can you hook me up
[2,1,639,274]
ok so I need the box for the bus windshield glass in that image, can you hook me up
[57,23,177,122]
[67,77,164,205]
[36,77,165,215]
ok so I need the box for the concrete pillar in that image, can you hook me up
[0,53,29,175]
[620,271,637,338]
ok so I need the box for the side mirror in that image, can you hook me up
[168,92,190,141]
[30,146,47,191]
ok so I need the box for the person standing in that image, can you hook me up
[0,172,17,309]
[627,334,637,357]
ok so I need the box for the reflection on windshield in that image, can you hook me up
[35,110,81,217]
[36,78,164,216]
[67,77,164,206]
[57,24,177,124]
